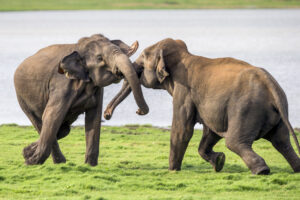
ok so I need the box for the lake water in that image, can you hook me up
[0,10,300,127]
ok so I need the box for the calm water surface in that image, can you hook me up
[0,10,300,127]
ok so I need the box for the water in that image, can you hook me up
[0,10,300,127]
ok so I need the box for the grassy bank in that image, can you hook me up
[0,124,300,199]
[1,0,300,11]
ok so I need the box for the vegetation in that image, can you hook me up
[0,124,300,199]
[1,0,300,11]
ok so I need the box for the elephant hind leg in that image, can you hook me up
[17,96,42,162]
[265,120,300,172]
[16,94,42,133]
[225,134,270,175]
[224,106,271,175]
[198,126,225,172]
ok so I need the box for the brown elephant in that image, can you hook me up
[14,34,149,166]
[104,38,300,175]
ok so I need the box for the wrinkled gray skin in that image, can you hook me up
[14,34,149,166]
[104,38,300,174]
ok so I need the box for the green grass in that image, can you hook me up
[0,124,300,199]
[1,0,300,11]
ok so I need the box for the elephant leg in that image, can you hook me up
[223,106,271,175]
[51,123,71,164]
[18,99,42,160]
[169,120,195,171]
[198,126,225,172]
[51,141,66,164]
[265,120,300,172]
[84,88,103,166]
[225,132,269,175]
[20,102,68,164]
[18,95,66,163]
[169,87,196,171]
[24,95,73,165]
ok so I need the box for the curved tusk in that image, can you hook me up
[127,41,139,57]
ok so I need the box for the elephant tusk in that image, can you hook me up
[127,41,139,57]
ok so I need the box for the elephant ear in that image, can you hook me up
[156,49,169,83]
[111,40,139,57]
[58,51,90,82]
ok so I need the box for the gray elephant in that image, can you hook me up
[14,34,149,166]
[104,38,300,175]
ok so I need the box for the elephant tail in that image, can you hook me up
[259,68,300,155]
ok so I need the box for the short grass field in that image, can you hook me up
[1,0,300,11]
[0,124,300,200]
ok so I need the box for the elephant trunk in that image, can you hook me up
[104,80,131,120]
[104,62,144,120]
[114,55,148,116]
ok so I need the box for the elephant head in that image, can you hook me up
[103,38,188,119]
[135,45,169,88]
[135,38,190,88]
[58,34,149,115]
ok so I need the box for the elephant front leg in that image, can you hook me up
[84,88,103,166]
[169,89,196,171]
[24,99,71,165]
[169,125,194,171]
[51,140,66,164]
[51,123,71,163]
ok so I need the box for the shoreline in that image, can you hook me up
[1,1,300,11]
[2,123,300,133]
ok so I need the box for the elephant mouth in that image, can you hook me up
[132,62,144,78]
[137,68,144,78]
[114,67,124,79]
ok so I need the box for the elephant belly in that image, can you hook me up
[66,93,98,122]
[197,104,228,134]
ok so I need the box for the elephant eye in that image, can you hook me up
[97,55,102,61]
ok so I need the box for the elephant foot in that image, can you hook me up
[292,164,300,173]
[23,142,38,160]
[52,154,66,164]
[253,166,270,175]
[85,156,98,166]
[26,152,50,165]
[23,143,51,165]
[168,163,181,171]
[168,167,181,171]
[210,152,225,172]
[25,153,42,165]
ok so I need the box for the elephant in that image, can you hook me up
[104,38,300,175]
[14,34,149,166]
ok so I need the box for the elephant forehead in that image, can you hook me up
[144,55,158,69]
[83,42,102,54]
[86,42,118,55]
